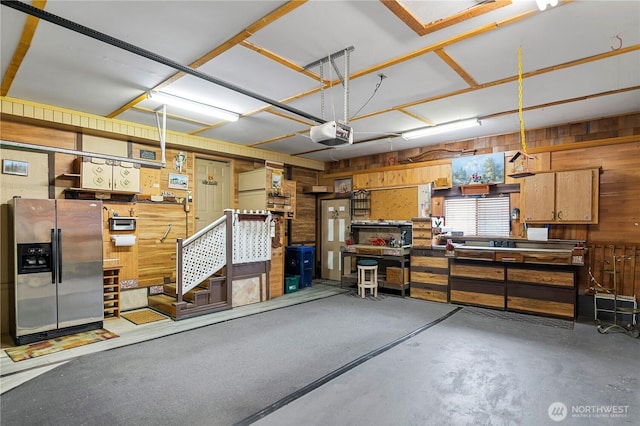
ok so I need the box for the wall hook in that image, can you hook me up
[611,34,623,51]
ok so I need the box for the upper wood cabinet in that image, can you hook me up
[352,164,452,190]
[238,168,296,218]
[80,157,140,193]
[522,168,599,224]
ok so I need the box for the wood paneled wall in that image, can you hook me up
[320,113,640,296]
[289,167,318,245]
[136,203,188,286]
[586,243,639,299]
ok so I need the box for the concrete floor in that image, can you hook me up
[1,282,638,426]
[0,282,348,394]
[254,306,640,426]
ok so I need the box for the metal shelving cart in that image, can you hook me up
[589,245,640,338]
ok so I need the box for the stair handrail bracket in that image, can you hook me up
[177,209,272,297]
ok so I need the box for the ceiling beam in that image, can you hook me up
[0,0,47,96]
[381,0,512,36]
[107,1,309,119]
[2,0,326,125]
[353,44,640,122]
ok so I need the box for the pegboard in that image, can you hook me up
[370,187,417,221]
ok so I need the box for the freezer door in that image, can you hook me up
[13,199,57,337]
[56,200,104,328]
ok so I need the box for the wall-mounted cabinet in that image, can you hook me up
[79,157,140,193]
[522,168,599,224]
[352,164,452,190]
[238,168,296,219]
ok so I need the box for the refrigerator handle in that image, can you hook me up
[57,228,63,283]
[51,228,57,284]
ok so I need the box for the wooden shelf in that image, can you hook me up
[65,188,137,202]
[103,265,121,318]
[57,173,81,179]
[302,185,331,194]
[460,184,491,196]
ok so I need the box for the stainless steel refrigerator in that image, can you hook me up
[11,198,104,345]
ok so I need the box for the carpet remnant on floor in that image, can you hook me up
[121,309,168,325]
[4,329,118,362]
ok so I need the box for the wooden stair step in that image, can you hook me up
[148,294,180,317]
[163,283,208,295]
[162,284,211,305]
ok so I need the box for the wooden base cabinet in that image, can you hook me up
[410,249,449,303]
[506,266,576,319]
[450,261,505,309]
[448,260,577,319]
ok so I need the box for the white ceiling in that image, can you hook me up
[1,1,639,163]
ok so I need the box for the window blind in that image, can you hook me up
[444,197,510,237]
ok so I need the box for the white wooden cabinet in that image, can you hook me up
[238,168,295,218]
[80,157,140,192]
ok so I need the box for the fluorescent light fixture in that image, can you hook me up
[147,91,239,122]
[536,0,558,11]
[401,118,480,140]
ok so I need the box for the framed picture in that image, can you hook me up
[2,159,28,176]
[451,152,505,186]
[271,169,282,189]
[168,173,189,190]
[334,177,352,198]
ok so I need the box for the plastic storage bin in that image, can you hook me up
[284,275,299,294]
[285,246,315,288]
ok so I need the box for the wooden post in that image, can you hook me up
[176,238,183,303]
[225,210,234,307]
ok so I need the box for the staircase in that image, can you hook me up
[149,275,228,319]
[148,209,271,320]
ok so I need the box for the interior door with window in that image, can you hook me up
[195,159,231,231]
[321,199,350,281]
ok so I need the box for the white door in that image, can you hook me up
[321,199,351,281]
[195,159,231,231]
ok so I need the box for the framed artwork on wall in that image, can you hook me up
[334,178,352,198]
[451,153,505,186]
[2,159,28,176]
[168,173,188,190]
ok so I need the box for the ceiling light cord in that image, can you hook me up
[350,74,386,120]
[518,46,528,154]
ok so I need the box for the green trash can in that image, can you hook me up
[285,275,299,293]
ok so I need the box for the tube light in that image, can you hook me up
[147,91,239,122]
[401,118,480,140]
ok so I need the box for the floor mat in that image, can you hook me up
[121,309,168,325]
[4,329,118,362]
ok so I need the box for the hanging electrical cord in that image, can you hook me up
[319,61,325,121]
[518,46,528,154]
[350,74,386,120]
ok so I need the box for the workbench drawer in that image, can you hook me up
[507,268,575,288]
[450,263,504,281]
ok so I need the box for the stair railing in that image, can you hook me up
[176,209,272,303]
